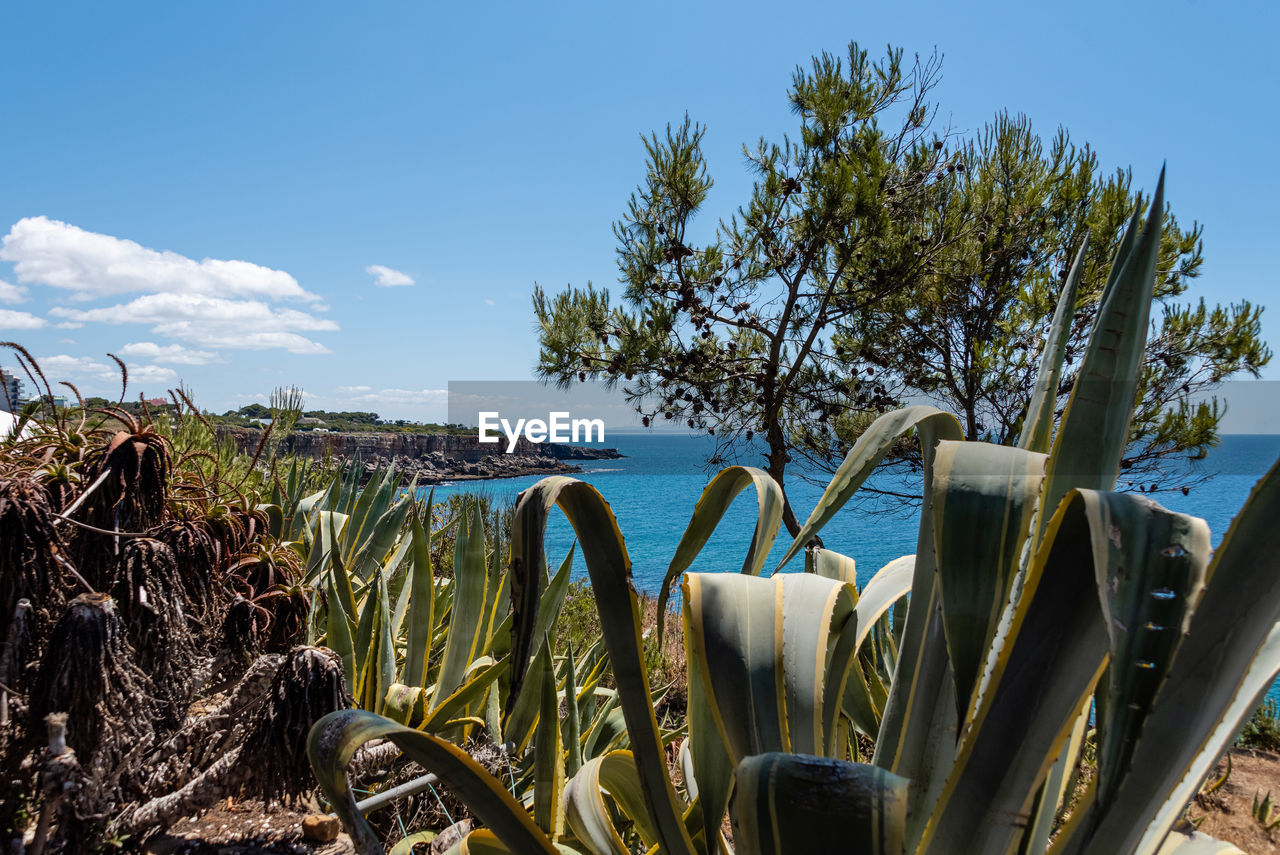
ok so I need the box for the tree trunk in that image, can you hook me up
[765,425,820,548]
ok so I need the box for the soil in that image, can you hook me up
[1193,749,1280,853]
[142,801,355,854]
[141,748,1280,854]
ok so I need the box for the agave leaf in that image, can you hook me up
[352,574,380,706]
[389,831,437,855]
[732,754,908,855]
[371,570,396,714]
[506,486,557,716]
[684,631,735,847]
[680,568,860,839]
[864,411,962,846]
[258,502,285,541]
[683,573,785,760]
[564,750,662,855]
[561,642,582,778]
[839,556,913,738]
[351,489,415,581]
[657,465,785,623]
[351,569,395,713]
[420,658,510,734]
[810,546,858,585]
[326,512,357,619]
[575,640,610,727]
[777,405,963,569]
[1053,455,1280,855]
[343,463,398,564]
[1090,495,1210,802]
[305,510,349,585]
[325,570,356,690]
[1131,627,1280,855]
[490,544,575,660]
[1038,170,1165,538]
[919,488,1195,855]
[842,657,883,739]
[1017,236,1089,453]
[1019,694,1091,855]
[382,682,426,727]
[307,709,558,855]
[436,503,489,701]
[336,460,379,547]
[333,455,364,517]
[682,572,859,763]
[484,681,503,747]
[780,574,861,757]
[582,694,624,760]
[478,532,509,659]
[291,486,326,540]
[505,629,553,753]
[678,740,697,800]
[507,476,697,855]
[1154,832,1245,855]
[385,529,418,627]
[853,556,914,650]
[440,829,582,855]
[931,441,1047,724]
[533,636,565,837]
[402,505,435,689]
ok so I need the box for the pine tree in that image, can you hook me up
[533,43,1270,530]
[823,114,1270,496]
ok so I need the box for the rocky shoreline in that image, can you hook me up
[217,428,623,483]
[351,449,602,483]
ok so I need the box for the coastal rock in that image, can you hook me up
[217,428,622,483]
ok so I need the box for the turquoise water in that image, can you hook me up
[422,432,1280,595]
[424,432,1280,702]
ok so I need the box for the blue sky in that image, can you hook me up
[1,0,1275,422]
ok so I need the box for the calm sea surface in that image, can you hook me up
[422,431,1280,699]
[424,432,1280,593]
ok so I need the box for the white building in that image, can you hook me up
[1,368,22,414]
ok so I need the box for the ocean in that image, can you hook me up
[423,431,1280,595]
[422,431,1280,701]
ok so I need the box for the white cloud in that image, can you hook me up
[39,355,111,376]
[130,364,180,385]
[38,354,177,388]
[0,280,26,303]
[485,298,496,306]
[0,308,46,329]
[335,385,372,394]
[51,294,338,354]
[1,216,319,302]
[1,217,338,355]
[366,264,414,287]
[118,341,220,365]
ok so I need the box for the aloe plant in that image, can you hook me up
[310,171,1275,855]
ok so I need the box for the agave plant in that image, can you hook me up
[310,171,1278,855]
[286,460,595,751]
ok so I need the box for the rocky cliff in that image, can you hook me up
[218,428,621,482]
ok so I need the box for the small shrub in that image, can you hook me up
[1239,699,1280,752]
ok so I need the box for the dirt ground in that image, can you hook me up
[1193,749,1280,854]
[139,748,1280,854]
[143,801,355,854]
